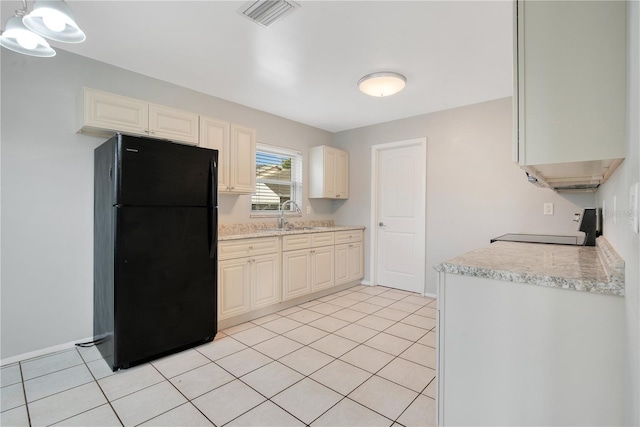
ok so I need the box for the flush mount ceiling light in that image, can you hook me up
[358,72,407,97]
[0,0,85,58]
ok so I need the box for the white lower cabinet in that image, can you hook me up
[219,229,363,319]
[218,237,280,320]
[335,242,364,285]
[282,232,335,301]
[335,230,364,286]
[282,249,312,301]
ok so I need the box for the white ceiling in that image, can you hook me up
[1,1,514,132]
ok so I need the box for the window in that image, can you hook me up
[251,144,302,215]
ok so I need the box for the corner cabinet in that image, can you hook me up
[200,117,256,194]
[218,237,281,320]
[514,1,626,190]
[77,87,199,145]
[309,146,349,199]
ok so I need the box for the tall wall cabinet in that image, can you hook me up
[199,117,256,194]
[309,146,349,199]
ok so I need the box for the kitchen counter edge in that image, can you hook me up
[219,225,366,241]
[434,237,625,297]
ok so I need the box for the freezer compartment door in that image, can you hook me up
[116,134,218,207]
[114,206,217,369]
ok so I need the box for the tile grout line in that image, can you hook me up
[17,361,32,427]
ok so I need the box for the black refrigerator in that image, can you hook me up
[94,134,218,371]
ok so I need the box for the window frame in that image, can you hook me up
[250,143,303,218]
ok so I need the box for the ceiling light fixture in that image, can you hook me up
[0,12,55,57]
[358,72,407,97]
[0,0,85,58]
[23,0,85,43]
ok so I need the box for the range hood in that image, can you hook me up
[522,158,624,193]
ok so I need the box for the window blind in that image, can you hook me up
[252,144,302,212]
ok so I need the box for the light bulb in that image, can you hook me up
[16,32,39,50]
[43,14,66,32]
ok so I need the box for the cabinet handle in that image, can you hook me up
[248,246,253,250]
[336,194,340,197]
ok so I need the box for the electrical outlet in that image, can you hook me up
[306,205,311,214]
[543,203,554,215]
[631,182,639,233]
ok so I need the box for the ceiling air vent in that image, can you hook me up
[239,0,300,27]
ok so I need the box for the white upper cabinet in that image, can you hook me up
[229,124,257,194]
[77,88,199,145]
[309,145,349,199]
[147,104,199,145]
[514,1,626,190]
[200,117,256,194]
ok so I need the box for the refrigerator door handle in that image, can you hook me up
[209,158,218,259]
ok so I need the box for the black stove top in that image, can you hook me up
[491,233,582,245]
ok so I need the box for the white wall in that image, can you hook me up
[596,1,640,424]
[0,49,333,360]
[332,97,595,295]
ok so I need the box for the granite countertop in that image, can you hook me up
[218,220,365,241]
[435,237,625,296]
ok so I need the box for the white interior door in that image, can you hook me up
[373,139,426,293]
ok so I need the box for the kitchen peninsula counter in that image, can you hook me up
[435,237,624,296]
[435,236,625,426]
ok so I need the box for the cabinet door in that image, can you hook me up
[334,244,349,285]
[200,117,230,192]
[282,249,311,301]
[251,253,281,310]
[311,246,335,291]
[149,104,199,145]
[229,124,256,194]
[218,258,250,319]
[82,88,148,136]
[516,1,626,165]
[347,242,364,282]
[334,149,349,199]
[323,147,337,198]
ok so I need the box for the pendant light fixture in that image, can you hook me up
[0,12,55,57]
[23,0,86,43]
[0,0,85,58]
[358,72,407,97]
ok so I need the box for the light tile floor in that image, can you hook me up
[0,285,437,426]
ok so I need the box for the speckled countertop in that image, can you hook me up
[435,237,625,296]
[218,220,365,241]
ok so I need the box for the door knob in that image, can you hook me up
[379,222,385,227]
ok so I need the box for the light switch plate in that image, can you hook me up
[306,205,311,214]
[543,203,554,215]
[631,182,639,233]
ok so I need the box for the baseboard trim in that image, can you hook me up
[1,336,93,366]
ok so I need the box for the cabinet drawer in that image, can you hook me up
[311,232,335,247]
[335,230,363,244]
[218,237,279,260]
[283,234,312,251]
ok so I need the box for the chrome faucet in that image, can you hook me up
[279,200,301,229]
